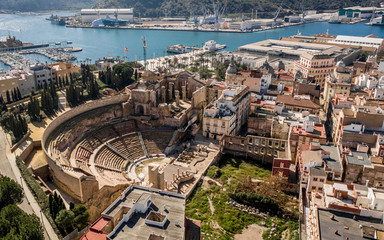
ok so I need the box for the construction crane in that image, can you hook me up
[142,36,147,70]
[273,6,283,27]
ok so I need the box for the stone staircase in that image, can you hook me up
[137,131,149,158]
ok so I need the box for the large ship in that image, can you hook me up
[167,44,188,54]
[47,14,66,25]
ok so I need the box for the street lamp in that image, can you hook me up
[40,210,44,224]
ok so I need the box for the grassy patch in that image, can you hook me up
[96,78,109,89]
[186,154,299,240]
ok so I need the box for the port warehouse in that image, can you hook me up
[338,6,384,19]
[80,8,134,23]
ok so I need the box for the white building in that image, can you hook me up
[18,72,36,97]
[367,188,384,211]
[328,35,384,49]
[203,84,249,139]
[30,64,53,88]
[374,87,384,99]
[81,9,134,23]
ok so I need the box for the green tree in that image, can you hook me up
[0,177,24,208]
[55,209,74,234]
[0,204,43,240]
[72,204,89,229]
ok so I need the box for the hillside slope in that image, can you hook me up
[0,0,97,12]
[95,0,381,18]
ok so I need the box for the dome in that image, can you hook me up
[336,61,345,67]
[226,57,237,75]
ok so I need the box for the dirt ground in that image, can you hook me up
[24,148,47,169]
[28,118,52,141]
[234,224,267,240]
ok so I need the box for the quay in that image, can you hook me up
[66,20,323,33]
[0,43,50,52]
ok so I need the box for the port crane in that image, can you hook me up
[189,5,199,30]
[212,0,227,31]
[300,0,306,22]
[273,6,283,27]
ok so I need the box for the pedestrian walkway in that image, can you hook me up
[0,129,59,240]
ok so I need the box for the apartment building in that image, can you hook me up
[203,85,249,139]
[294,53,336,88]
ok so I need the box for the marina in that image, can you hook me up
[0,47,79,69]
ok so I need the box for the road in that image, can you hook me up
[0,129,59,240]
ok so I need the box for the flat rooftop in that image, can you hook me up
[238,39,343,58]
[107,186,185,240]
[346,151,371,166]
[318,209,384,240]
[320,144,342,173]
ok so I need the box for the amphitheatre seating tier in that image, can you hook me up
[113,120,137,135]
[75,146,92,162]
[93,126,119,142]
[113,133,145,161]
[95,146,128,171]
[87,135,103,150]
[141,130,174,155]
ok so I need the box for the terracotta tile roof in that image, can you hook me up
[81,217,110,240]
[276,95,321,109]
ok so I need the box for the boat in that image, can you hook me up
[203,40,226,52]
[167,44,188,54]
[67,41,73,44]
[55,42,61,45]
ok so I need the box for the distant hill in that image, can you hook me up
[0,0,97,12]
[95,0,381,18]
[1,0,380,15]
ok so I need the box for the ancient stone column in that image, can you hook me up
[182,85,187,101]
[175,90,180,106]
[161,86,166,103]
[168,82,174,100]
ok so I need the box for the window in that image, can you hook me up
[312,186,316,190]
[320,179,324,183]
[313,178,318,182]
[318,187,323,192]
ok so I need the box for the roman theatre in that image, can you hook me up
[42,71,221,202]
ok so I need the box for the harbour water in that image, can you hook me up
[1,12,384,71]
